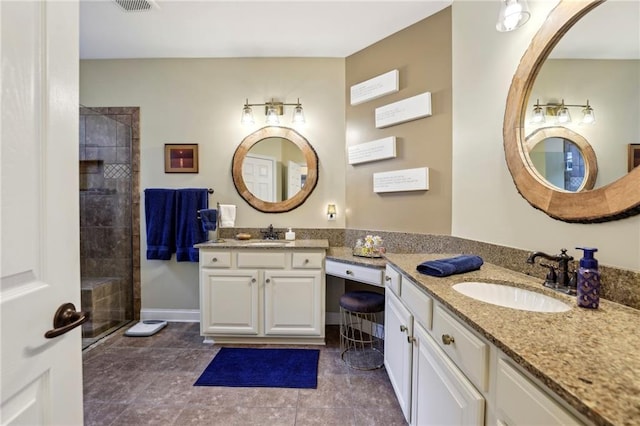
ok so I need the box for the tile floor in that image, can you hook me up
[82,323,407,425]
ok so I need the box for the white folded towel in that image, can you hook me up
[218,204,236,228]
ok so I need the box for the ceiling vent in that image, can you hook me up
[113,0,158,12]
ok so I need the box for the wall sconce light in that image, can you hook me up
[496,0,530,32]
[327,204,337,221]
[530,99,595,125]
[241,98,305,126]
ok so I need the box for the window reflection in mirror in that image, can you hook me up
[242,137,308,202]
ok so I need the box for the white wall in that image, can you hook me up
[80,58,346,310]
[452,1,640,271]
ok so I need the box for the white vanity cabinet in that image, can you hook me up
[385,269,483,426]
[199,247,326,344]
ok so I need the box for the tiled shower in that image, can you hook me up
[79,106,140,349]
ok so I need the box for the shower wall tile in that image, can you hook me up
[85,114,117,147]
[116,147,131,163]
[80,116,86,145]
[117,121,131,147]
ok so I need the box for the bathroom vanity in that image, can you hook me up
[194,239,329,344]
[382,253,639,426]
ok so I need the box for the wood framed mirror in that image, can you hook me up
[232,126,318,213]
[503,0,640,223]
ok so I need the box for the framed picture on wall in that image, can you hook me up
[165,144,198,173]
[628,144,640,172]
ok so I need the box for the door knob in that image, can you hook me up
[44,303,88,339]
[442,334,455,345]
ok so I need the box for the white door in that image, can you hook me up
[384,291,413,422]
[242,154,276,202]
[264,270,323,336]
[1,1,83,425]
[412,323,484,426]
[287,160,302,199]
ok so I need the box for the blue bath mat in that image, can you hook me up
[194,347,320,389]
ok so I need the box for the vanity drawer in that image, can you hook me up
[292,252,324,269]
[200,251,231,268]
[432,304,489,392]
[400,278,432,330]
[237,251,287,269]
[326,260,383,286]
[384,265,401,296]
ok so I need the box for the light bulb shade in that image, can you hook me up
[327,204,336,220]
[556,107,571,124]
[292,104,305,124]
[265,106,280,125]
[496,0,531,32]
[531,106,545,124]
[241,105,255,125]
[581,106,595,124]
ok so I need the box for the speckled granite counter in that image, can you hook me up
[326,246,387,268]
[194,239,329,249]
[384,253,640,426]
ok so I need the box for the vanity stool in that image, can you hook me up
[339,290,385,370]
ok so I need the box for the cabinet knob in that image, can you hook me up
[266,278,271,283]
[385,276,391,281]
[304,259,309,264]
[346,270,353,275]
[211,257,217,262]
[251,278,256,283]
[442,334,455,345]
[400,325,407,333]
[407,336,416,344]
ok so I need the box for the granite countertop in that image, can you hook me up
[195,239,329,249]
[326,246,387,268]
[384,253,640,426]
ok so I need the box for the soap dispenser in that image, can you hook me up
[575,247,600,309]
[285,228,296,241]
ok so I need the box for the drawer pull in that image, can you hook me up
[304,259,309,264]
[442,334,455,345]
[385,276,391,281]
[346,270,353,275]
[407,336,416,344]
[211,257,218,262]
[400,325,407,333]
[251,278,256,283]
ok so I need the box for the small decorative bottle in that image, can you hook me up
[575,247,600,309]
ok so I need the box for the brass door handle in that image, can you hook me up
[442,334,455,345]
[44,303,88,339]
[407,336,416,344]
[400,325,407,333]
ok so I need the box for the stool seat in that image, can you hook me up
[339,291,384,313]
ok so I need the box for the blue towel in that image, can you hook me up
[417,255,484,277]
[175,188,209,262]
[199,209,218,232]
[144,189,176,260]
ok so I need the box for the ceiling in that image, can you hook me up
[80,0,453,59]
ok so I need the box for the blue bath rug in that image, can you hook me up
[194,347,320,389]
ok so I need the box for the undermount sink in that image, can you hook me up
[245,241,291,247]
[452,282,571,313]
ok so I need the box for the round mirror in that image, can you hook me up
[504,0,640,223]
[525,127,597,192]
[232,126,318,213]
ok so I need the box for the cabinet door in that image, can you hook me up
[411,322,484,426]
[264,269,323,336]
[384,290,414,423]
[201,269,259,335]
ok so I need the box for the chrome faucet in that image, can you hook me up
[260,224,279,240]
[526,248,575,294]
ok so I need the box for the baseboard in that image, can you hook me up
[140,308,199,322]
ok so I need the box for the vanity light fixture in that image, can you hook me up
[496,0,531,32]
[530,99,595,125]
[327,204,337,221]
[241,98,305,126]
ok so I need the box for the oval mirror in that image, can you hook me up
[232,126,318,213]
[504,0,640,223]
[525,126,597,192]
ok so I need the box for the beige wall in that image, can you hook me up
[80,58,346,310]
[451,0,640,271]
[344,8,452,234]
